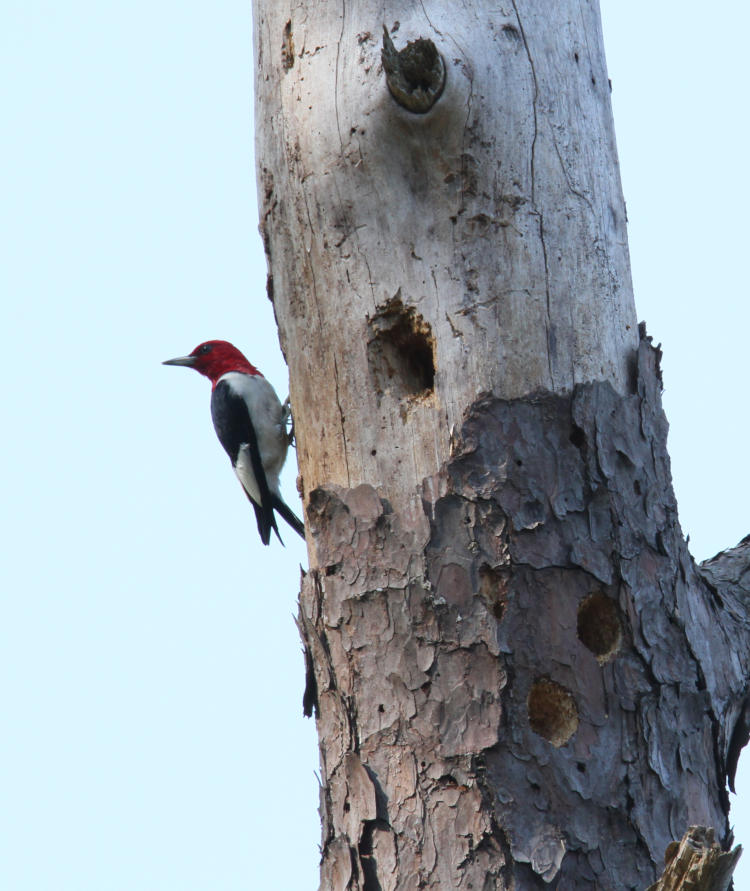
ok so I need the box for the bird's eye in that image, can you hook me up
[200,344,212,354]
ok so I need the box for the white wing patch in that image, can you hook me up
[233,444,262,505]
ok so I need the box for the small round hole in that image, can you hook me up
[577,592,621,663]
[528,679,579,747]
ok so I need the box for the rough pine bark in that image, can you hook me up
[253,1,748,888]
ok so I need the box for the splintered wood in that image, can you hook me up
[647,826,740,891]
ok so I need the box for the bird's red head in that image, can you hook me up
[162,340,261,385]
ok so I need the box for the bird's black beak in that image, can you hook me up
[162,355,197,367]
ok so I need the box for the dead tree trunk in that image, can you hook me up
[253,2,747,888]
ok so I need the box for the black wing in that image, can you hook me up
[210,380,281,546]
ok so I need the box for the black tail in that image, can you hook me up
[272,494,306,540]
[249,498,281,546]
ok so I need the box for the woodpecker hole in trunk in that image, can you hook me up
[381,27,445,114]
[367,294,435,404]
[577,591,621,663]
[528,678,579,747]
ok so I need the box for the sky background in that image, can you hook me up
[2,1,748,888]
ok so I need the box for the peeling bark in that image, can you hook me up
[297,332,745,888]
[699,536,750,794]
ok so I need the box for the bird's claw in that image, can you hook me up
[283,396,296,448]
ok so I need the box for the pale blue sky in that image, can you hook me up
[2,2,748,888]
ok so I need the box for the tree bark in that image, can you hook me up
[253,1,746,888]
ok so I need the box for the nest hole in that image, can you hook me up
[381,27,445,113]
[527,678,579,747]
[577,591,621,663]
[368,295,435,401]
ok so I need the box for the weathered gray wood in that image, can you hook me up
[254,0,638,519]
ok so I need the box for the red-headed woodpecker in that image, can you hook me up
[163,340,305,546]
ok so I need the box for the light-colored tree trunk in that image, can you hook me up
[255,0,638,513]
[254,1,746,888]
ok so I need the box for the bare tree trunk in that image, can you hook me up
[253,1,746,888]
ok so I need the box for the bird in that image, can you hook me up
[163,340,305,545]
